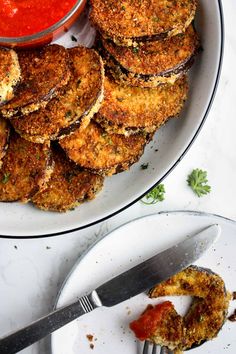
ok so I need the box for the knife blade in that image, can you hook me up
[0,224,220,354]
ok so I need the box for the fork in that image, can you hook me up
[142,340,174,354]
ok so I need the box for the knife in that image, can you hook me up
[0,224,220,354]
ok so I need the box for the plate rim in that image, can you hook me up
[51,209,236,353]
[0,0,225,239]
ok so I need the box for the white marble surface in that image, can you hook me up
[1,1,236,353]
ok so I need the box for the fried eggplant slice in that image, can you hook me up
[0,117,10,167]
[10,47,104,143]
[149,266,231,351]
[60,121,148,176]
[32,146,104,212]
[90,0,197,46]
[0,131,53,202]
[100,25,199,87]
[130,302,184,350]
[95,76,188,135]
[0,47,21,105]
[1,44,71,118]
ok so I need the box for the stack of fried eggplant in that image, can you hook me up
[0,45,104,211]
[0,0,200,213]
[82,0,200,170]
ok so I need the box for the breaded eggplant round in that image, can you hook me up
[95,75,188,135]
[149,266,231,350]
[32,146,104,212]
[0,117,10,167]
[0,131,53,202]
[60,121,148,176]
[90,0,197,46]
[10,47,104,143]
[1,44,71,118]
[0,47,21,105]
[100,25,199,87]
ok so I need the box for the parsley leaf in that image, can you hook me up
[1,172,10,184]
[187,169,211,197]
[141,184,165,205]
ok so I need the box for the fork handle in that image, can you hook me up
[0,293,100,354]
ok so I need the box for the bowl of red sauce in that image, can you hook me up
[0,0,86,47]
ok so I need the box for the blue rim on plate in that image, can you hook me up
[0,0,225,239]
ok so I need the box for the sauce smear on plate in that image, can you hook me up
[0,0,78,37]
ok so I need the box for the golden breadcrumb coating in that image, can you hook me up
[1,44,71,118]
[90,0,197,46]
[11,47,104,143]
[32,146,104,212]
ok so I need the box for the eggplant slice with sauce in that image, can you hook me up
[149,266,231,351]
[1,44,71,118]
[10,47,104,143]
[90,0,197,46]
[95,75,188,136]
[99,25,200,88]
[32,146,104,212]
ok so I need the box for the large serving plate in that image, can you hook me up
[51,211,236,354]
[0,1,224,237]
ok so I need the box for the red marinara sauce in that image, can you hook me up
[0,0,78,37]
[129,301,173,341]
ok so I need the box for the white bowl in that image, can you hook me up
[0,0,224,237]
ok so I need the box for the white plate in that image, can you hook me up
[51,211,236,354]
[0,1,224,237]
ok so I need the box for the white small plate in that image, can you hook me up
[0,1,224,237]
[51,211,236,354]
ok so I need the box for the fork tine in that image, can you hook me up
[160,347,169,354]
[151,343,158,354]
[143,340,150,354]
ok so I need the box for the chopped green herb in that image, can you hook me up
[121,5,126,10]
[152,16,160,22]
[71,35,77,42]
[141,163,149,170]
[132,47,139,54]
[141,184,165,205]
[36,153,40,160]
[187,169,211,197]
[65,111,72,119]
[1,172,10,184]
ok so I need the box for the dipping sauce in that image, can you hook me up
[130,301,173,341]
[0,0,78,37]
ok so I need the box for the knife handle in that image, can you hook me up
[0,291,102,354]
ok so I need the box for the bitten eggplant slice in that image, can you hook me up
[1,44,71,118]
[0,47,21,105]
[149,266,231,351]
[60,120,148,176]
[0,117,10,167]
[32,146,104,212]
[0,131,53,202]
[90,0,197,46]
[95,75,188,135]
[10,47,104,143]
[100,25,199,87]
